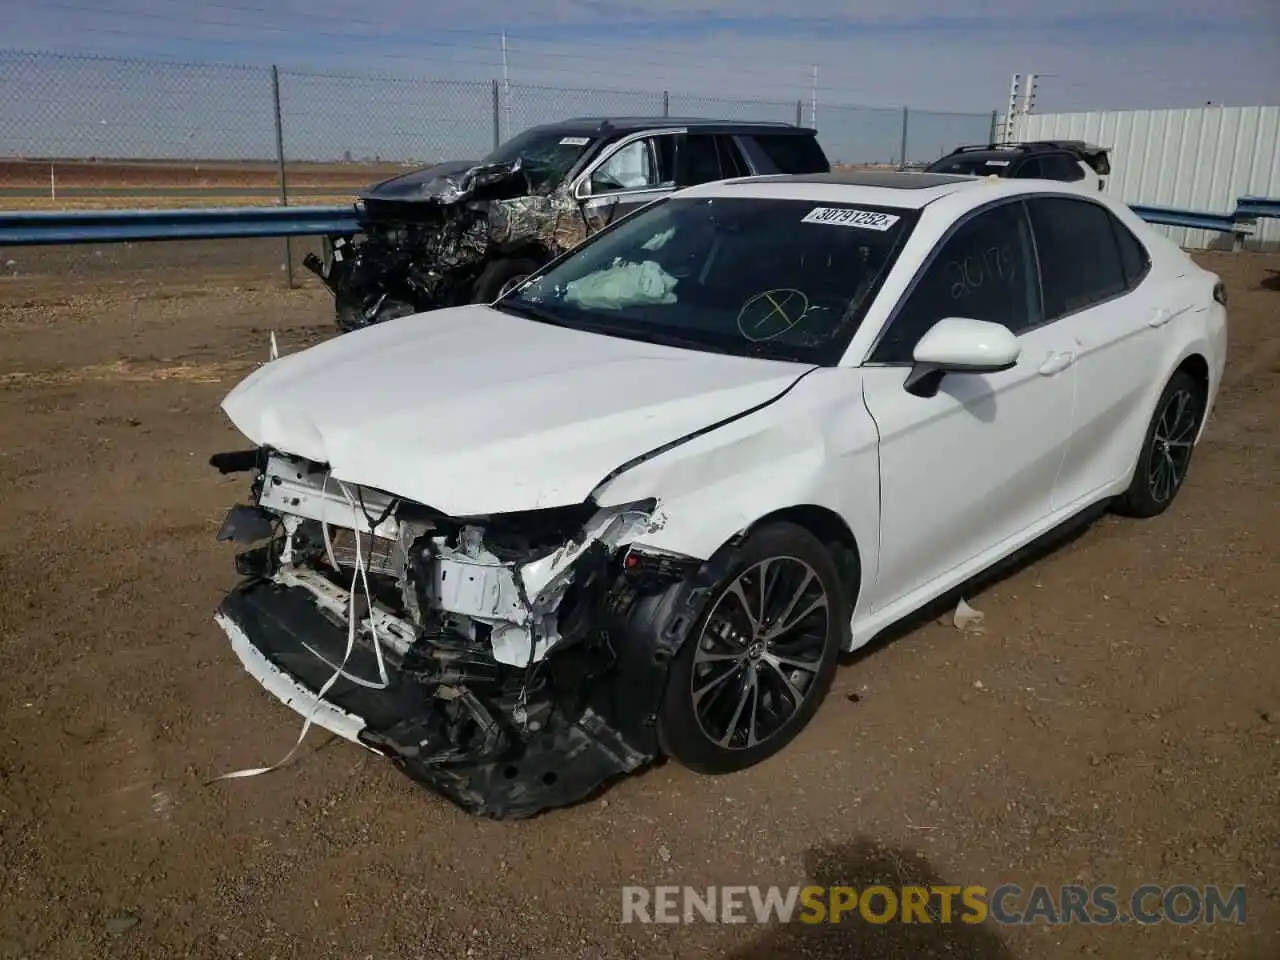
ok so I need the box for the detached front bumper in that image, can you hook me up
[215,575,658,819]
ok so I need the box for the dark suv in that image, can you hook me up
[925,140,1111,191]
[305,117,831,331]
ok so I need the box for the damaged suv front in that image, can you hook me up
[212,449,707,819]
[304,126,601,332]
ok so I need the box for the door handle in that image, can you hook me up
[1038,350,1075,376]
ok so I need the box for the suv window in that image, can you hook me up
[1038,153,1085,181]
[715,136,748,178]
[752,134,829,174]
[1013,157,1044,179]
[872,201,1041,364]
[1026,197,1129,317]
[678,134,724,186]
[590,136,675,194]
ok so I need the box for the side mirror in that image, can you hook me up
[904,317,1021,398]
[574,178,592,200]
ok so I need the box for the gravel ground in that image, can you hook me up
[0,250,1277,960]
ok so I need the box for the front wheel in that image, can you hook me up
[1112,370,1206,518]
[657,522,847,775]
[335,295,415,333]
[471,257,541,303]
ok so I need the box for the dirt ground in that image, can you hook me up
[0,248,1277,960]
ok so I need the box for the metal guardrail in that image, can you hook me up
[1236,196,1280,220]
[0,194,1274,248]
[1128,204,1252,235]
[0,204,360,246]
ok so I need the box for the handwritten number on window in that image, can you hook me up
[946,245,1014,300]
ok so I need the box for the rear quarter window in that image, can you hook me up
[1111,217,1151,288]
[1026,196,1129,317]
[752,134,830,174]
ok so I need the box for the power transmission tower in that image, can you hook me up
[1004,73,1021,142]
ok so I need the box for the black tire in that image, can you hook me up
[1112,370,1206,518]
[471,257,541,303]
[658,522,848,775]
[335,295,414,332]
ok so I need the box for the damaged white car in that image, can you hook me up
[211,171,1227,818]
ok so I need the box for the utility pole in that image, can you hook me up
[1021,73,1038,119]
[1004,73,1021,142]
[810,65,818,128]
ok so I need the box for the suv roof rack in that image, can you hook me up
[946,139,1109,156]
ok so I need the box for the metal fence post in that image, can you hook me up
[271,64,295,290]
[795,100,802,126]
[491,80,501,149]
[989,109,998,144]
[663,90,669,117]
[898,107,909,169]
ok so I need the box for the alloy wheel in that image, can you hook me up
[690,556,831,750]
[1148,387,1199,503]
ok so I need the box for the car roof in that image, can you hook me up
[676,171,1131,216]
[522,117,817,137]
[678,169,985,209]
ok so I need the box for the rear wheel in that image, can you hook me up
[1113,370,1205,518]
[658,522,847,775]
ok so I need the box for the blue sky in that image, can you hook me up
[3,1,1277,162]
[7,0,1278,111]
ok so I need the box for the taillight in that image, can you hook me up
[1213,281,1228,307]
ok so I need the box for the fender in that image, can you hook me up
[591,367,882,617]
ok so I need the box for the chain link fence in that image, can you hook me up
[0,47,994,283]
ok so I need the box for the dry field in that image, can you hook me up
[0,249,1277,959]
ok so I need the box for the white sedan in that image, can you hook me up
[209,171,1228,818]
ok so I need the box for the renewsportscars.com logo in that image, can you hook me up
[621,884,1247,926]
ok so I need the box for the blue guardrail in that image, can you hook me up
[0,205,361,246]
[0,194,1275,248]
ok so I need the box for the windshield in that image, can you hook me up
[499,196,916,364]
[927,154,1015,176]
[481,128,595,191]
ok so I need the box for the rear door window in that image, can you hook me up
[1039,154,1085,181]
[1026,197,1129,317]
[677,134,724,186]
[715,136,748,178]
[752,134,830,174]
[1013,157,1045,178]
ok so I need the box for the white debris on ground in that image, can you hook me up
[952,597,986,634]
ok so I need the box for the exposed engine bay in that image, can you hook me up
[210,448,712,819]
[302,158,593,333]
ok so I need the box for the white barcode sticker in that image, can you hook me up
[801,207,901,231]
[559,136,590,146]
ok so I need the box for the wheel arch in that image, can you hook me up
[737,504,863,609]
[1174,352,1210,397]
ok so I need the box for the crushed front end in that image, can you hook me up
[210,449,705,819]
[304,197,494,332]
[303,159,590,333]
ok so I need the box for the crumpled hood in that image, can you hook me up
[221,305,812,516]
[360,159,523,204]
